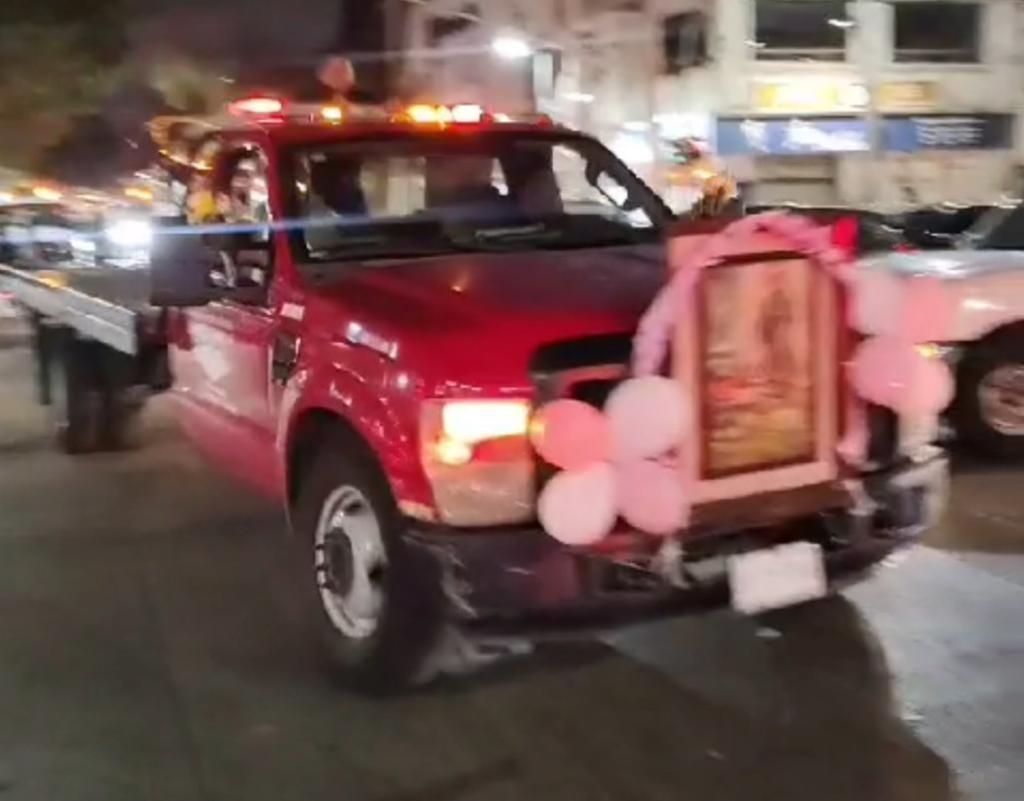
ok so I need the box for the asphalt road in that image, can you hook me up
[1,337,1023,801]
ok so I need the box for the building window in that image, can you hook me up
[892,2,980,63]
[754,0,849,61]
[533,48,562,100]
[662,12,708,74]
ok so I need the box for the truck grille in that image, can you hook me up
[530,333,632,407]
[531,336,891,477]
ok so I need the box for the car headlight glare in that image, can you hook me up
[105,219,152,249]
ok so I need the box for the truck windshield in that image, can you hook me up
[287,131,669,262]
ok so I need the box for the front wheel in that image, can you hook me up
[290,432,446,694]
[956,337,1024,458]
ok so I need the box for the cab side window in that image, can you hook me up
[184,136,223,224]
[217,148,272,233]
[207,146,274,301]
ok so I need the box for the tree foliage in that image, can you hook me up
[0,0,127,167]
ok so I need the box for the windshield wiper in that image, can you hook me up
[443,224,562,252]
[473,223,549,241]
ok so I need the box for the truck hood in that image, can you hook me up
[860,248,1024,279]
[311,244,665,388]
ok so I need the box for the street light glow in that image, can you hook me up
[491,34,533,60]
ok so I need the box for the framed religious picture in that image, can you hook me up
[698,254,817,477]
[671,226,841,507]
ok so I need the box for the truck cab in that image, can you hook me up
[140,98,948,692]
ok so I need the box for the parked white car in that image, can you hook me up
[859,201,1024,457]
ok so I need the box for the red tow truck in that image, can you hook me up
[0,97,947,692]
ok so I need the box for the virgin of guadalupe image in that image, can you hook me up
[701,259,815,475]
[759,267,797,399]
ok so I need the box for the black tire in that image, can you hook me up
[98,387,144,451]
[31,316,52,406]
[46,332,102,454]
[96,349,145,451]
[290,428,446,694]
[955,336,1024,458]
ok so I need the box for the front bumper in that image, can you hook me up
[405,453,949,638]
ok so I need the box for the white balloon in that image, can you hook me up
[605,376,689,462]
[537,463,617,546]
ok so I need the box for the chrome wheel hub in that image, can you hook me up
[314,485,387,639]
[979,365,1024,436]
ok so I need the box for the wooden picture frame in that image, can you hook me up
[670,227,841,506]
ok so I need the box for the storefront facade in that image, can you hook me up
[713,109,1017,206]
[402,0,1024,209]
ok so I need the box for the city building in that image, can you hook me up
[400,0,1024,209]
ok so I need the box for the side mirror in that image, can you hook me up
[149,227,223,307]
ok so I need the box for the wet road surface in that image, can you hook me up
[0,340,1022,801]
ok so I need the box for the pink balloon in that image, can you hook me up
[899,355,955,416]
[850,336,908,407]
[605,376,689,462]
[899,276,956,344]
[537,464,617,546]
[530,399,610,470]
[853,271,957,343]
[617,460,689,536]
[850,336,955,415]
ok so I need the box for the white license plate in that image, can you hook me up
[728,542,827,615]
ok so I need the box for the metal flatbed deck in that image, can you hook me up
[0,264,152,355]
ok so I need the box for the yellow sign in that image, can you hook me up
[753,79,869,114]
[878,81,940,112]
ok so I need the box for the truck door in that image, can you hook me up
[172,144,283,498]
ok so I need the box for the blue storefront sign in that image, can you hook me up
[715,117,871,157]
[882,114,1013,152]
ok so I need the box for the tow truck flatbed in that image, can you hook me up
[0,263,154,354]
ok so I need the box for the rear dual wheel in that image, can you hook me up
[39,327,141,454]
[46,333,99,454]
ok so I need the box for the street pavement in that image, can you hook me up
[0,337,1023,801]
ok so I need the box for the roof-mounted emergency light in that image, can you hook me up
[321,105,344,123]
[228,96,286,117]
[399,103,486,126]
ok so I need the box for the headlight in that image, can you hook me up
[420,399,534,526]
[440,400,531,452]
[105,219,153,249]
